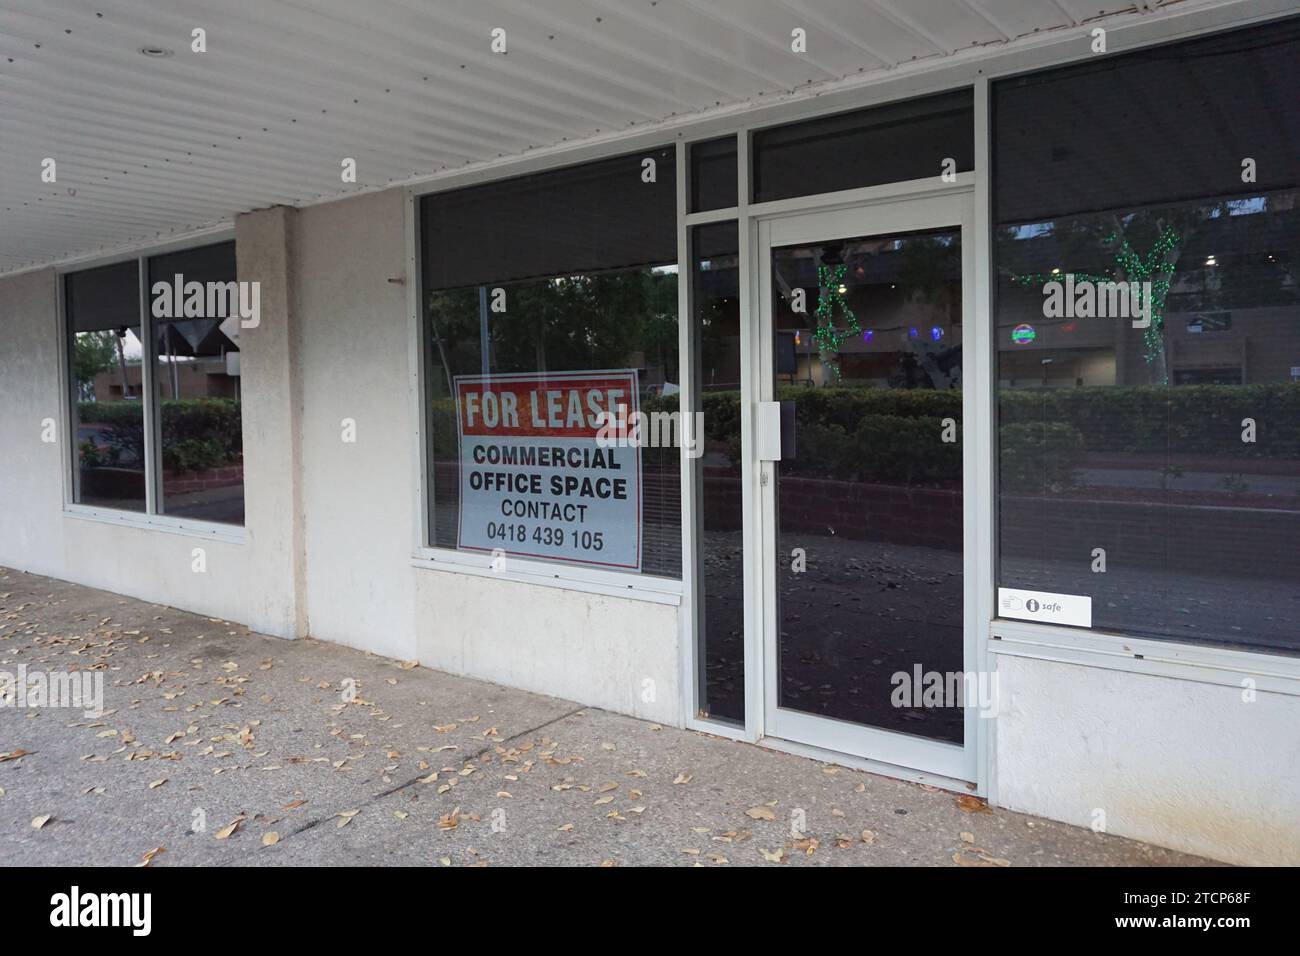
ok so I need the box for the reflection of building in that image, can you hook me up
[92,355,239,400]
[997,206,1300,388]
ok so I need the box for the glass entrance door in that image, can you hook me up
[756,193,977,781]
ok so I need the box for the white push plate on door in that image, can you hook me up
[998,588,1092,627]
[756,401,783,461]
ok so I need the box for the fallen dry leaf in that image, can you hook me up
[31,814,52,830]
[956,795,991,814]
[138,846,165,867]
[336,809,359,828]
[437,807,460,831]
[745,806,776,821]
[214,820,242,840]
[262,832,280,847]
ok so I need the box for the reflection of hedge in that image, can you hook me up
[696,387,963,483]
[78,399,242,474]
[999,384,1300,458]
[426,381,1300,485]
[999,422,1084,491]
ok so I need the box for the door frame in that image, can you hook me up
[745,180,985,786]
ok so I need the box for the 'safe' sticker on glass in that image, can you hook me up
[997,588,1092,628]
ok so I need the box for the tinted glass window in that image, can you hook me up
[422,148,681,577]
[752,90,973,203]
[692,221,743,721]
[993,20,1300,654]
[147,241,244,525]
[67,261,146,512]
[690,136,738,212]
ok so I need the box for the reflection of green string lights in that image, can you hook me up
[1011,226,1180,376]
[811,263,860,380]
[1108,227,1179,369]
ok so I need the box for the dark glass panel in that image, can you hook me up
[752,90,974,204]
[692,221,743,722]
[67,261,146,512]
[147,241,244,525]
[690,136,738,212]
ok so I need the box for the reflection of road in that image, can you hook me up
[1001,555,1300,654]
[702,530,966,745]
[161,484,244,525]
[1078,467,1299,496]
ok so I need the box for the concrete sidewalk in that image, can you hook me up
[0,567,1209,867]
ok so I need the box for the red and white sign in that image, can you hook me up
[454,370,642,570]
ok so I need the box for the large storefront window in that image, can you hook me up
[993,20,1300,654]
[420,148,681,577]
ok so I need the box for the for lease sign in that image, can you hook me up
[454,370,642,570]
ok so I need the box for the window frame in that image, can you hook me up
[57,227,246,544]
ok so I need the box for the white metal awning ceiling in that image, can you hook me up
[0,0,1272,275]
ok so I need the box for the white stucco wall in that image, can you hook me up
[994,653,1300,865]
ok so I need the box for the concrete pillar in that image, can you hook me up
[236,206,307,638]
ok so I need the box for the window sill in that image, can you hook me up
[410,548,682,606]
[63,505,247,544]
[989,618,1300,697]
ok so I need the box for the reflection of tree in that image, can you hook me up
[426,269,678,391]
[73,331,119,399]
[812,263,858,381]
[897,235,959,314]
[999,203,1266,385]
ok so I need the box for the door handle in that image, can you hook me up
[757,402,795,461]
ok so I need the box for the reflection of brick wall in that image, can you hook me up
[704,471,964,551]
[1001,494,1300,578]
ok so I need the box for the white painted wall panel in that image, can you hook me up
[995,654,1300,865]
